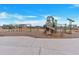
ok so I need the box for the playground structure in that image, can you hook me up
[44,16,75,36]
[44,16,57,34]
[0,24,32,32]
[67,18,75,34]
[0,15,79,38]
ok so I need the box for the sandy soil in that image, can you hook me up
[0,28,79,38]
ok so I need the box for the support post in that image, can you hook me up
[67,18,74,34]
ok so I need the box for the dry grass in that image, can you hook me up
[0,28,79,38]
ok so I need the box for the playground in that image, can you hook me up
[0,16,79,55]
[0,16,79,38]
[0,29,78,39]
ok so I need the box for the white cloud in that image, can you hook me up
[0,12,46,26]
[1,12,75,26]
[41,14,63,20]
[15,19,45,26]
[53,16,63,20]
[13,14,37,20]
[13,14,24,20]
[25,16,37,18]
[0,12,41,26]
[0,12,9,19]
[73,4,79,7]
[41,14,51,19]
[70,4,79,8]
[0,12,37,20]
[15,15,66,26]
[41,14,66,25]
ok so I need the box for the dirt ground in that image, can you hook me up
[0,28,79,38]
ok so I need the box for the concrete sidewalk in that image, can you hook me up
[0,36,79,55]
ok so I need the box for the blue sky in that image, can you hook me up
[0,4,79,26]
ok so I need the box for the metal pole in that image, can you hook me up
[55,20,57,33]
[69,21,72,34]
[64,24,67,33]
[29,24,32,32]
